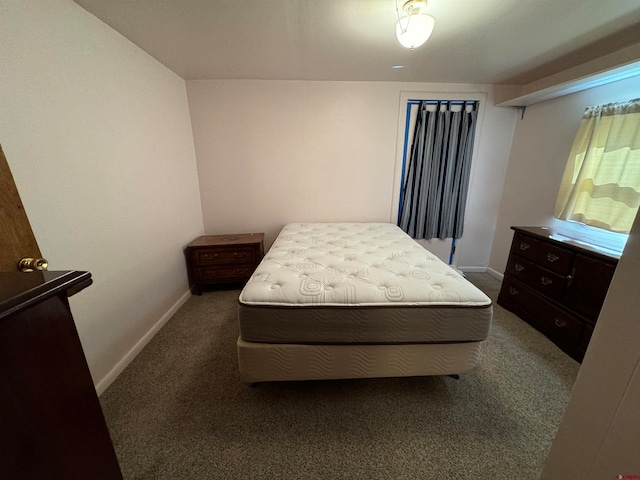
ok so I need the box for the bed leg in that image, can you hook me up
[448,374,460,380]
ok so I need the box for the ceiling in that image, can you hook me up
[73,0,640,85]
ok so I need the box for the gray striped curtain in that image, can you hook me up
[398,100,478,240]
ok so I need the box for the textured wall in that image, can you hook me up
[186,79,517,269]
[489,74,640,274]
[0,0,204,391]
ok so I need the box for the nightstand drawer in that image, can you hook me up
[186,233,264,294]
[197,265,256,282]
[195,246,257,265]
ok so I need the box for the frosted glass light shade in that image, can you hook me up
[395,14,435,49]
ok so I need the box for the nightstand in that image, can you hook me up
[185,233,264,294]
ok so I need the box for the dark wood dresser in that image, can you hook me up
[186,233,264,294]
[0,271,122,479]
[497,226,619,362]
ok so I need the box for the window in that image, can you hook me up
[554,98,640,235]
[399,100,478,239]
[397,99,479,266]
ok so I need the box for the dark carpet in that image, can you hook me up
[100,273,579,479]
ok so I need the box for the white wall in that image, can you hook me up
[489,74,640,274]
[542,202,640,477]
[489,71,640,475]
[187,80,518,269]
[0,0,204,392]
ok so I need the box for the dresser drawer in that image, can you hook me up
[499,277,545,324]
[195,246,257,265]
[536,298,584,349]
[507,253,567,301]
[512,232,574,275]
[531,268,566,301]
[499,226,619,363]
[506,254,537,284]
[500,276,584,355]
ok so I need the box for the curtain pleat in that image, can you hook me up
[399,101,478,239]
[554,98,640,233]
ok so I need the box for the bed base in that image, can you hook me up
[237,338,482,383]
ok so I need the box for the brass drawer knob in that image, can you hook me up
[566,268,575,286]
[509,286,519,295]
[514,263,524,272]
[519,242,530,251]
[541,276,553,286]
[554,318,567,328]
[18,257,49,272]
[547,253,559,262]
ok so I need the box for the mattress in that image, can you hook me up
[238,223,492,344]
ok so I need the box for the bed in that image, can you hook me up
[237,223,492,383]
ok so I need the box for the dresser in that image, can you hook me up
[0,271,122,479]
[186,233,264,294]
[497,226,619,362]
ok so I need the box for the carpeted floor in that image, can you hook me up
[100,273,579,480]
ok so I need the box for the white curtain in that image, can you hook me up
[554,98,640,233]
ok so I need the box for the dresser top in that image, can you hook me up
[0,271,92,320]
[187,233,264,248]
[512,226,621,261]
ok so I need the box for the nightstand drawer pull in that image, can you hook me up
[554,318,567,328]
[519,242,530,251]
[514,263,524,272]
[197,250,252,264]
[509,286,519,296]
[541,276,553,286]
[547,253,559,262]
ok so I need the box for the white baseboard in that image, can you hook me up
[95,289,192,396]
[458,266,488,273]
[486,267,504,281]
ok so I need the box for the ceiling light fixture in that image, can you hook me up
[395,0,435,50]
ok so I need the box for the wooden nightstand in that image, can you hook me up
[185,233,264,295]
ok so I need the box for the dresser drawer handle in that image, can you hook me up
[514,263,524,272]
[547,253,559,262]
[541,276,553,286]
[519,242,530,251]
[554,318,567,328]
[509,286,519,296]
[566,268,575,286]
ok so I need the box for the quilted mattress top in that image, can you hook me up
[239,223,491,308]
